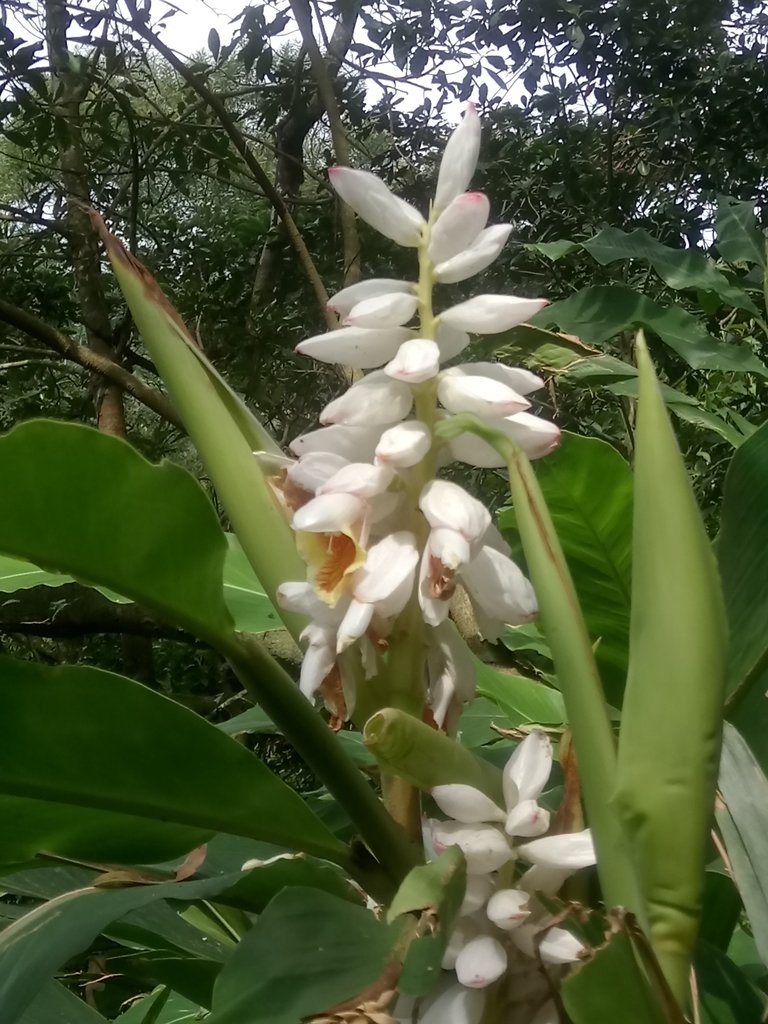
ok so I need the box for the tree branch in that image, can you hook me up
[0,299,183,428]
[126,7,334,327]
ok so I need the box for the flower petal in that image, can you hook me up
[292,491,365,534]
[429,819,513,874]
[429,192,490,265]
[286,452,349,492]
[319,372,413,426]
[317,462,394,498]
[519,828,596,870]
[328,166,425,246]
[441,917,480,969]
[538,927,586,965]
[420,980,486,1024]
[455,934,508,989]
[290,424,384,462]
[353,531,419,605]
[428,621,477,729]
[518,863,572,897]
[434,224,513,283]
[375,420,432,467]
[438,368,530,417]
[440,295,548,334]
[419,479,491,548]
[461,545,538,630]
[431,784,505,824]
[435,103,481,211]
[385,338,441,383]
[504,799,551,838]
[455,361,544,395]
[418,542,452,627]
[503,731,553,805]
[296,326,411,369]
[277,582,345,627]
[460,873,494,915]
[428,526,472,572]
[486,888,531,930]
[299,624,336,698]
[448,412,561,467]
[345,291,419,328]
[436,322,471,361]
[336,599,375,652]
[327,278,415,317]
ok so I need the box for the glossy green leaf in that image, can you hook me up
[0,420,233,642]
[388,849,466,996]
[615,337,728,1004]
[526,238,580,260]
[0,870,249,1024]
[499,432,633,703]
[20,982,107,1024]
[694,942,766,1024]
[717,420,768,766]
[534,286,768,375]
[209,888,400,1024]
[581,226,757,313]
[716,724,768,967]
[0,554,72,594]
[474,661,565,725]
[562,925,676,1024]
[0,655,344,866]
[114,987,206,1024]
[716,196,766,268]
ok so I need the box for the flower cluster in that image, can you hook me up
[274,105,560,726]
[392,732,596,1024]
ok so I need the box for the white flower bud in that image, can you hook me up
[455,934,508,988]
[435,103,482,211]
[429,820,513,874]
[454,361,544,395]
[435,322,471,361]
[538,926,586,965]
[504,731,553,805]
[328,166,425,246]
[285,451,349,493]
[440,295,549,334]
[448,412,561,467]
[327,278,414,317]
[486,888,531,930]
[429,192,489,264]
[438,367,530,417]
[460,873,494,915]
[385,338,441,383]
[431,784,505,824]
[296,326,411,369]
[317,462,394,498]
[320,372,413,426]
[419,479,491,547]
[291,491,365,534]
[420,980,486,1024]
[345,292,419,328]
[434,224,513,283]
[375,420,432,467]
[504,800,551,838]
[519,828,596,870]
[290,424,384,462]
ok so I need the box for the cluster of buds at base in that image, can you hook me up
[394,733,596,1024]
[271,103,561,730]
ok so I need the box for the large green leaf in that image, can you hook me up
[0,420,233,642]
[615,338,728,1004]
[581,226,758,313]
[20,982,107,1024]
[533,286,768,376]
[0,870,250,1024]
[0,656,344,866]
[717,724,768,969]
[716,197,766,268]
[694,942,766,1024]
[499,432,633,704]
[0,554,72,594]
[474,661,566,725]
[209,888,400,1024]
[717,419,768,769]
[114,988,206,1024]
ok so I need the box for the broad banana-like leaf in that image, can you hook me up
[90,212,305,640]
[615,333,728,1005]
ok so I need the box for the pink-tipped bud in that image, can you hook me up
[455,934,508,988]
[504,731,553,805]
[438,367,531,417]
[320,372,412,427]
[519,828,596,870]
[486,888,531,930]
[296,326,410,369]
[419,479,491,547]
[431,783,505,824]
[327,278,413,317]
[374,420,432,468]
[429,191,490,265]
[538,926,587,965]
[504,799,551,838]
[384,338,441,383]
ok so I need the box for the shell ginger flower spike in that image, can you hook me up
[283,104,560,728]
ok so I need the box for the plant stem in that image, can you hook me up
[222,633,419,888]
